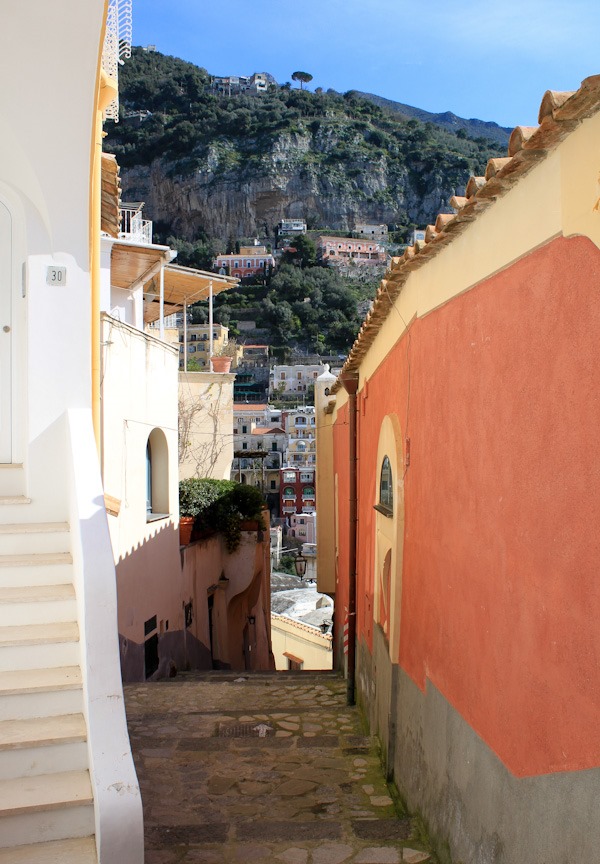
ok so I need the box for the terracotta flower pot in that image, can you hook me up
[179,516,194,546]
[211,355,232,373]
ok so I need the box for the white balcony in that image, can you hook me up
[119,205,153,245]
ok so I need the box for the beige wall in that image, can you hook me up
[101,314,183,680]
[101,314,180,561]
[179,371,234,479]
[271,615,332,670]
[181,515,274,671]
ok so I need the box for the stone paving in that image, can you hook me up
[124,671,434,864]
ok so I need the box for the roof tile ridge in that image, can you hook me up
[330,74,600,390]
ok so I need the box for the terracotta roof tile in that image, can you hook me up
[466,176,486,198]
[508,125,539,156]
[538,89,576,123]
[449,195,468,211]
[330,74,600,394]
[101,153,120,238]
[485,157,512,180]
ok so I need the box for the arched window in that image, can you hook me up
[376,456,393,516]
[146,428,169,521]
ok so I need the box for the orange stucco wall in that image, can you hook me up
[335,235,600,778]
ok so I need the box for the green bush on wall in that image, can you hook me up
[179,478,266,552]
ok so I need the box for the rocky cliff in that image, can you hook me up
[106,49,504,244]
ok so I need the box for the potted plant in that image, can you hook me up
[210,338,238,373]
[178,478,234,545]
[207,484,266,552]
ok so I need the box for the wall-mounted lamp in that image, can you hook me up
[294,552,307,580]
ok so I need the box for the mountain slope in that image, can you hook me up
[105,49,506,244]
[355,92,512,146]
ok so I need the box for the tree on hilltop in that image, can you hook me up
[291,71,313,90]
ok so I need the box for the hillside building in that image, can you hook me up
[353,223,388,239]
[277,218,307,237]
[214,244,275,280]
[317,235,387,266]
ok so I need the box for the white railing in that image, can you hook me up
[119,208,153,244]
[102,0,133,122]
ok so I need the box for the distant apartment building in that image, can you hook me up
[277,218,307,237]
[241,344,270,367]
[211,75,247,95]
[215,244,275,280]
[289,511,317,544]
[178,323,234,370]
[211,73,273,96]
[249,72,269,93]
[354,222,388,239]
[317,235,387,266]
[232,404,285,499]
[280,467,316,516]
[233,403,282,433]
[283,406,316,467]
[270,364,325,396]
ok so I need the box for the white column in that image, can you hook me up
[183,301,187,372]
[209,280,214,371]
[159,264,165,340]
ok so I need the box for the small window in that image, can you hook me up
[375,456,393,517]
[270,480,276,490]
[146,428,170,521]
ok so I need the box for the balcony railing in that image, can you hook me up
[119,206,153,245]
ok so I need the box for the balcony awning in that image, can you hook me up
[110,242,239,323]
[111,240,172,291]
[143,263,239,323]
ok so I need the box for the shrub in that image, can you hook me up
[179,478,266,552]
[179,478,236,518]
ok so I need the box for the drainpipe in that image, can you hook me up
[183,301,187,372]
[208,280,214,370]
[159,263,165,341]
[340,371,359,706]
[91,68,117,452]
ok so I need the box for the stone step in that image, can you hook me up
[0,665,81,696]
[0,465,25,498]
[0,836,97,863]
[0,739,89,782]
[0,669,83,722]
[0,712,86,751]
[0,523,70,556]
[0,553,72,568]
[0,623,79,672]
[0,770,94,848]
[0,584,76,627]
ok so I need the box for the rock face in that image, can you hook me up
[119,129,473,242]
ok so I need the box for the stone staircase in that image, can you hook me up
[0,481,98,862]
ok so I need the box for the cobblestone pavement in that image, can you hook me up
[125,671,435,864]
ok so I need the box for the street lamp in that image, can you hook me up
[294,552,307,580]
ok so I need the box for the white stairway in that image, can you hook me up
[0,510,98,862]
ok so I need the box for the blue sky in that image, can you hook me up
[132,0,600,129]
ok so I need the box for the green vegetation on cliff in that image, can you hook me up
[105,49,507,354]
[105,48,503,240]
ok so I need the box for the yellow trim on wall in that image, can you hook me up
[90,2,110,453]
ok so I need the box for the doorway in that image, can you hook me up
[0,201,12,463]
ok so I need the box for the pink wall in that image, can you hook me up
[335,235,600,777]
